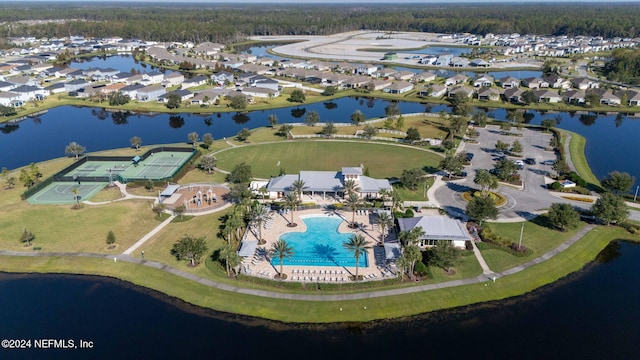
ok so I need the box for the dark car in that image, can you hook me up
[525,158,536,165]
[465,152,474,161]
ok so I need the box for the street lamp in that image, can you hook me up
[634,185,639,203]
[518,221,525,249]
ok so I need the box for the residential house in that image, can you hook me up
[356,64,378,76]
[194,42,224,56]
[119,84,145,99]
[141,71,164,86]
[189,90,219,105]
[600,90,620,106]
[342,76,371,89]
[419,84,447,98]
[158,89,193,103]
[571,77,599,90]
[44,82,67,94]
[535,89,562,103]
[11,85,47,101]
[249,75,279,91]
[64,79,91,93]
[384,81,414,94]
[0,81,14,92]
[0,91,22,107]
[85,67,119,81]
[477,87,501,101]
[449,57,469,67]
[396,215,471,248]
[444,74,469,86]
[6,75,38,87]
[242,87,279,98]
[473,75,494,87]
[543,74,571,89]
[413,71,437,83]
[503,87,525,103]
[448,85,474,98]
[369,79,393,91]
[211,71,234,85]
[563,89,586,104]
[376,68,397,79]
[162,73,185,87]
[238,64,270,75]
[435,54,453,66]
[393,70,415,81]
[522,77,549,89]
[470,59,491,67]
[628,91,640,106]
[136,85,166,102]
[110,72,133,83]
[182,75,208,89]
[497,76,520,89]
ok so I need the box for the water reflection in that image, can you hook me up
[579,113,598,126]
[232,112,250,124]
[169,115,185,129]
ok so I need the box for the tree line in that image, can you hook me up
[1,3,640,47]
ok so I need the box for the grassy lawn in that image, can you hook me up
[393,177,435,201]
[480,215,584,272]
[566,130,601,189]
[1,225,633,323]
[214,141,443,179]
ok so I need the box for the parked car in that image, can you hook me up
[525,158,536,165]
[465,152,474,161]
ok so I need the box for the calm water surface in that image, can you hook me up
[1,241,638,359]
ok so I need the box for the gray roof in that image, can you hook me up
[266,170,391,194]
[299,171,343,192]
[397,215,471,242]
[342,167,362,175]
[266,174,299,192]
[359,176,392,193]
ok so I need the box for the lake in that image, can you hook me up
[1,240,638,359]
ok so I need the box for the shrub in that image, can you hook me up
[414,261,429,277]
[394,210,407,219]
[567,171,587,188]
[549,181,562,190]
[404,208,414,218]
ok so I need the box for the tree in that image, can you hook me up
[601,171,636,194]
[343,234,371,280]
[290,179,307,201]
[384,103,401,118]
[495,140,510,152]
[106,230,116,248]
[375,211,393,245]
[405,127,421,143]
[430,241,459,274]
[108,92,129,106]
[152,203,165,218]
[268,113,279,127]
[19,228,35,247]
[276,124,293,137]
[250,203,273,242]
[130,136,142,150]
[320,122,337,137]
[474,169,499,196]
[304,110,320,126]
[499,122,512,133]
[351,110,365,126]
[236,128,252,142]
[174,204,186,219]
[471,110,488,127]
[552,159,571,178]
[396,255,410,281]
[199,155,217,174]
[288,89,306,103]
[226,162,252,184]
[450,92,471,116]
[439,155,463,179]
[404,244,422,277]
[398,226,425,247]
[591,192,629,225]
[584,92,601,108]
[283,192,301,226]
[202,133,213,149]
[541,118,556,132]
[345,192,361,227]
[65,142,86,158]
[510,139,523,154]
[187,132,199,147]
[493,158,518,181]
[166,93,181,109]
[171,234,208,267]
[466,196,498,225]
[448,116,467,136]
[219,244,241,277]
[321,85,338,96]
[547,203,581,231]
[271,239,295,279]
[395,116,404,130]
[71,187,81,209]
[362,125,378,139]
[342,179,360,196]
[401,168,426,190]
[229,95,248,110]
[522,90,537,105]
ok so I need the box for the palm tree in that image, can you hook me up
[395,255,410,281]
[398,226,425,247]
[375,211,393,245]
[271,239,294,279]
[390,190,403,213]
[290,179,307,202]
[474,169,498,196]
[342,179,359,196]
[342,234,372,280]
[345,192,360,228]
[220,244,242,277]
[250,203,273,242]
[282,192,301,227]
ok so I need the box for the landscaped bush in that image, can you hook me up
[414,261,429,277]
[479,226,511,247]
[549,181,562,190]
[567,171,587,188]
[619,222,640,235]
[404,208,414,218]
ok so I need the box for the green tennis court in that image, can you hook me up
[28,182,108,204]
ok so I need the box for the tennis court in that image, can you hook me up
[120,151,192,181]
[66,160,131,178]
[28,182,108,204]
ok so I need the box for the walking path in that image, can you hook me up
[122,214,176,255]
[0,223,598,301]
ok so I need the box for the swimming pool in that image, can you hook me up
[274,216,369,268]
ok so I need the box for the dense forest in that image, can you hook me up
[0,3,639,45]
[602,49,640,85]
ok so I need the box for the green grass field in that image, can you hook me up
[567,130,601,188]
[214,141,443,179]
[480,215,584,272]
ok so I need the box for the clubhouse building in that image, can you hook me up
[258,167,392,200]
[397,215,471,248]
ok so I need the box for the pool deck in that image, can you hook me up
[242,207,397,282]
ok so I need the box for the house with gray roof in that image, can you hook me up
[397,215,471,248]
[265,167,392,200]
[136,85,165,102]
[384,81,414,94]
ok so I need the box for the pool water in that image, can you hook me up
[274,216,369,268]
